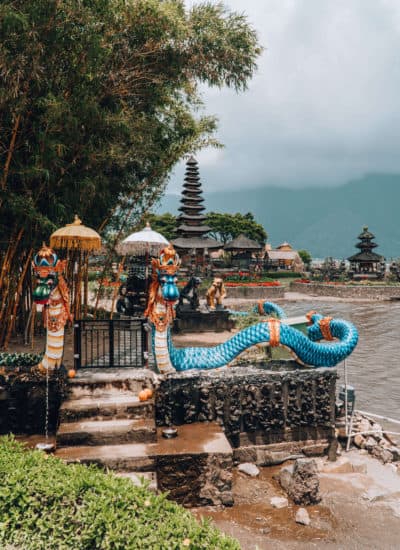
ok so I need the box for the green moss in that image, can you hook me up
[0,437,239,550]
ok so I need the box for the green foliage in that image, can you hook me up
[0,437,240,550]
[298,249,312,266]
[0,0,261,247]
[0,352,43,367]
[206,212,267,244]
[146,212,178,242]
[231,310,262,331]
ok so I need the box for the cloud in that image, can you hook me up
[167,0,400,193]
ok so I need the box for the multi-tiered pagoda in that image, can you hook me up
[348,226,385,278]
[172,156,220,264]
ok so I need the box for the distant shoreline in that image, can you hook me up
[289,281,400,302]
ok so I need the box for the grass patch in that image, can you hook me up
[0,437,239,550]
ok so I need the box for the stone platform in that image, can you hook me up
[156,363,337,454]
[53,363,337,507]
[55,368,233,507]
[174,308,235,333]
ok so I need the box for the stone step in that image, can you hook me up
[68,368,157,399]
[59,394,154,423]
[114,471,157,491]
[57,418,157,446]
[55,423,234,506]
[55,442,156,472]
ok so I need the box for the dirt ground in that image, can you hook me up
[194,451,400,550]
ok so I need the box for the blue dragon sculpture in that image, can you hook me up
[145,245,358,374]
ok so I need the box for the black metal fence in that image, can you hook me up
[74,318,148,369]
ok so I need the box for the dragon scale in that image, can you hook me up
[146,246,359,373]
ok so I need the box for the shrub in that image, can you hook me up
[0,437,239,550]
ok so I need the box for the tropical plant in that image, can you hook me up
[298,249,312,267]
[206,212,267,244]
[0,436,239,549]
[0,0,261,345]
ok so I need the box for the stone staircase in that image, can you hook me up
[55,368,233,506]
[56,368,158,487]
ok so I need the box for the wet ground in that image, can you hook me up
[194,452,400,550]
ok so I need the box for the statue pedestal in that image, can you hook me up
[173,306,234,333]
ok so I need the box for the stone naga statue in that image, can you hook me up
[145,245,359,374]
[206,277,226,310]
[0,243,72,372]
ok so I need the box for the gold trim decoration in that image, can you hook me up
[50,215,101,251]
[319,317,334,341]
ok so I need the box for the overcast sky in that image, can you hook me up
[166,0,400,194]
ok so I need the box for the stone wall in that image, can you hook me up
[156,451,233,507]
[200,285,284,300]
[0,372,66,434]
[290,282,400,301]
[156,364,337,448]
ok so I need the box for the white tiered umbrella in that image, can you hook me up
[116,223,169,256]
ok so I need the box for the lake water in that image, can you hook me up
[282,300,400,422]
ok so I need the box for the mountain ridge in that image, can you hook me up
[158,174,400,258]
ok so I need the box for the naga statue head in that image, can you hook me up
[153,244,181,303]
[32,243,66,305]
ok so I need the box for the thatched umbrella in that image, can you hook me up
[50,215,101,318]
[113,223,169,317]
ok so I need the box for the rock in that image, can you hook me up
[295,507,311,526]
[365,436,378,450]
[319,456,353,474]
[358,418,372,433]
[279,465,294,492]
[238,462,260,477]
[302,442,330,457]
[371,446,394,464]
[387,447,400,462]
[383,433,398,446]
[279,459,321,506]
[372,423,383,436]
[220,491,234,507]
[354,434,366,449]
[379,438,392,448]
[270,496,289,509]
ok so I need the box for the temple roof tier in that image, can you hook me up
[177,224,212,234]
[348,251,384,262]
[178,214,207,222]
[172,236,222,250]
[178,204,205,212]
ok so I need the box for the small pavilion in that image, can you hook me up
[224,234,262,269]
[265,242,304,271]
[172,156,221,266]
[348,226,384,277]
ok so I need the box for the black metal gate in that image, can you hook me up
[74,318,148,369]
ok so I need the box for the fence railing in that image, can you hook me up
[74,318,148,369]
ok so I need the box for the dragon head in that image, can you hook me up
[153,244,181,304]
[32,243,65,305]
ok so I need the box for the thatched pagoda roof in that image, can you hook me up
[224,234,262,251]
[172,236,221,250]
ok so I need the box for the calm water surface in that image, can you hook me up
[283,300,400,421]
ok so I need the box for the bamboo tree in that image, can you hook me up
[0,0,261,344]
